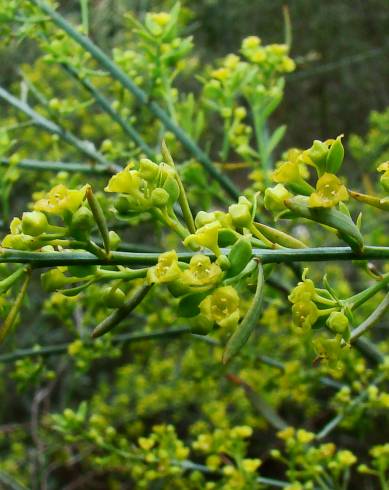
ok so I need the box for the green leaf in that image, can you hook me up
[178,291,208,318]
[223,262,264,364]
[268,125,286,155]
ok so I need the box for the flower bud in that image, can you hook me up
[108,231,121,250]
[151,187,170,207]
[305,140,328,171]
[114,195,132,214]
[69,206,94,239]
[102,286,126,308]
[195,211,216,229]
[41,269,69,292]
[21,211,48,236]
[139,158,159,181]
[228,199,252,228]
[264,184,291,213]
[162,177,180,204]
[326,311,349,334]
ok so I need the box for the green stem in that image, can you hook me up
[80,0,89,34]
[350,293,389,342]
[0,327,194,363]
[347,274,389,310]
[61,63,155,159]
[96,268,149,280]
[0,157,117,175]
[316,373,385,440]
[28,0,240,200]
[253,110,272,184]
[152,208,189,240]
[0,266,27,293]
[1,246,389,268]
[161,140,196,233]
[0,86,112,168]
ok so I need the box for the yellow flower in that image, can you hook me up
[296,429,315,444]
[230,425,253,438]
[147,250,181,284]
[104,164,141,194]
[34,184,87,215]
[149,12,171,27]
[181,255,222,287]
[211,68,230,81]
[326,311,349,334]
[292,301,319,331]
[308,173,348,208]
[272,161,302,185]
[337,450,357,467]
[288,278,316,304]
[241,458,261,473]
[138,437,155,451]
[183,221,222,256]
[241,36,261,50]
[199,286,240,329]
[277,427,295,441]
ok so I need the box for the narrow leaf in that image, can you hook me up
[86,185,110,254]
[0,270,31,344]
[267,125,286,155]
[223,262,264,364]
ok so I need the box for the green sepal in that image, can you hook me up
[218,228,239,247]
[226,237,252,278]
[177,291,209,318]
[326,136,344,174]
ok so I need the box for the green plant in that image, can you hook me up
[0,2,388,489]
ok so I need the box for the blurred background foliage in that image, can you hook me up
[3,0,389,149]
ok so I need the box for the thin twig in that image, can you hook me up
[0,85,114,169]
[0,246,388,268]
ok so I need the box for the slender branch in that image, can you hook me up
[28,0,240,200]
[226,373,287,430]
[0,327,191,363]
[0,157,119,174]
[0,85,113,168]
[350,293,389,342]
[316,373,386,440]
[61,63,156,159]
[0,246,388,268]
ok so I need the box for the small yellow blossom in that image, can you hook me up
[147,250,181,284]
[241,458,261,473]
[337,450,357,466]
[199,286,240,329]
[308,173,348,208]
[34,184,87,215]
